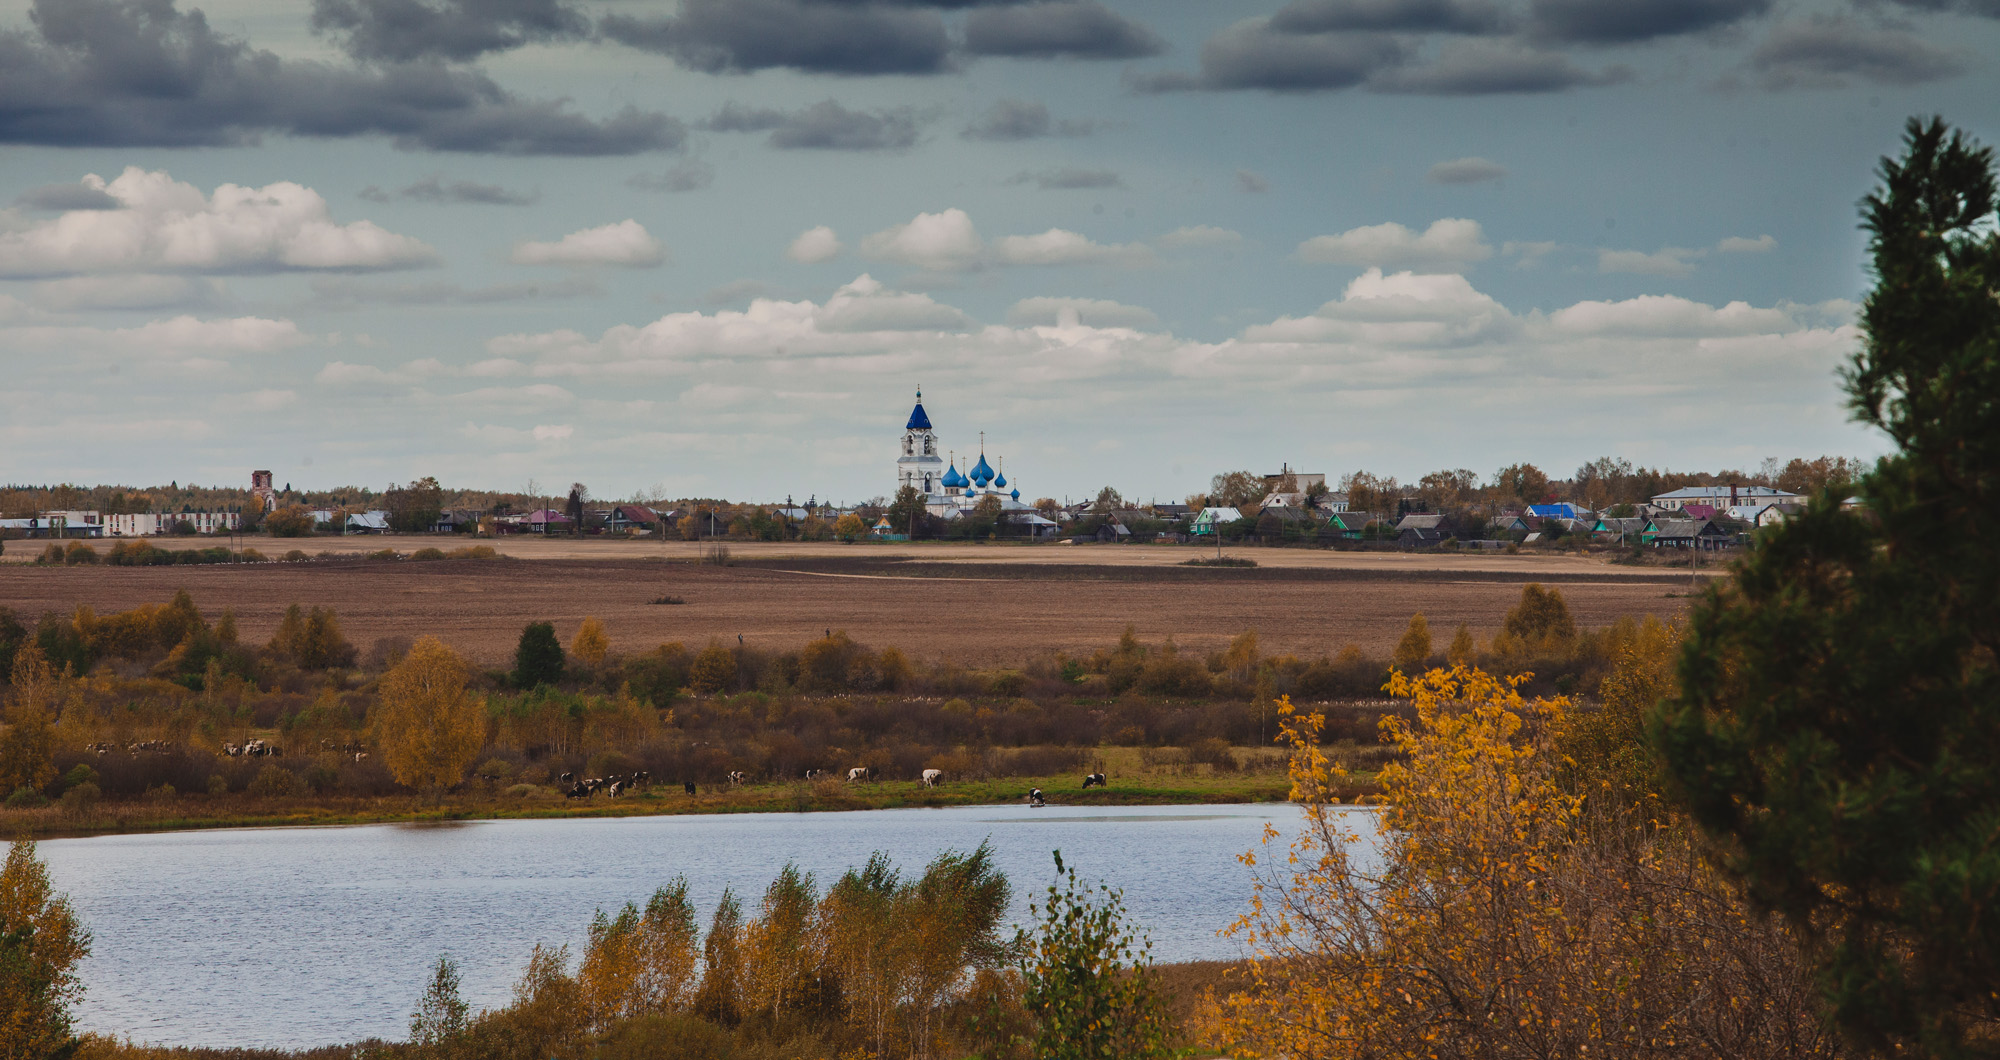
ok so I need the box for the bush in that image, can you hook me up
[246,764,306,798]
[64,541,99,565]
[283,549,310,562]
[474,757,516,781]
[265,506,316,537]
[5,786,46,808]
[505,782,542,798]
[411,547,446,561]
[206,774,229,796]
[59,782,101,820]
[367,549,401,562]
[448,545,499,560]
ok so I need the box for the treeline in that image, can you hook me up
[0,583,1640,807]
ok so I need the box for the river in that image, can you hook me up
[43,803,1349,1049]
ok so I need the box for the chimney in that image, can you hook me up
[1730,482,1738,508]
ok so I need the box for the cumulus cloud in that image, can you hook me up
[309,0,590,62]
[1717,234,1776,253]
[1006,168,1125,190]
[860,209,987,272]
[962,2,1166,59]
[961,99,1099,141]
[600,0,951,75]
[0,168,437,278]
[1007,296,1160,329]
[994,229,1153,267]
[813,274,972,332]
[787,226,843,264]
[1548,294,1798,337]
[6,314,308,359]
[701,101,923,151]
[1427,156,1508,184]
[358,175,538,205]
[1598,246,1702,276]
[1373,42,1630,94]
[14,184,121,211]
[1296,218,1493,270]
[510,220,666,267]
[0,0,684,154]
[1270,0,1512,34]
[1132,17,1407,92]
[1244,267,1516,346]
[1528,0,1772,44]
[1748,17,1963,89]
[627,161,715,193]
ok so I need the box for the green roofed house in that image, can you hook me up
[1190,506,1243,536]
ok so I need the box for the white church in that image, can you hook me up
[895,390,1052,528]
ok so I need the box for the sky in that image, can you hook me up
[1,0,1995,506]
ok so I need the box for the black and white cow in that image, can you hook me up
[1082,773,1106,789]
[921,769,943,788]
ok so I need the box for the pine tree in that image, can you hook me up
[1652,117,2000,1056]
[512,621,564,689]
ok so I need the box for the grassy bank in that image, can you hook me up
[11,767,1357,840]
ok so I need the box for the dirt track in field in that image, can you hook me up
[0,547,1706,667]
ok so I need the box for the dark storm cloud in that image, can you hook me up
[14,183,123,210]
[357,175,539,204]
[600,0,952,75]
[1528,0,1772,44]
[1374,44,1631,93]
[1270,0,1512,35]
[701,100,923,150]
[962,2,1166,59]
[0,0,683,153]
[1749,17,1963,88]
[960,98,1099,140]
[1129,18,1406,92]
[1005,167,1124,189]
[627,161,716,193]
[309,0,591,63]
[1878,0,2000,16]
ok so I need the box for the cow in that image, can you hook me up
[606,780,626,798]
[564,783,591,799]
[921,769,944,788]
[804,769,822,781]
[1028,788,1046,808]
[684,781,697,795]
[354,752,368,763]
[728,771,748,786]
[634,771,650,787]
[559,772,574,786]
[847,766,874,783]
[1083,772,1106,789]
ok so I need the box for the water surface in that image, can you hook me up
[45,803,1323,1048]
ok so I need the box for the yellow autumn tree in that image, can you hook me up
[0,839,91,1060]
[578,876,702,1029]
[1444,621,1476,667]
[1389,612,1430,673]
[570,616,610,666]
[0,646,60,796]
[373,637,487,797]
[1208,666,1838,1059]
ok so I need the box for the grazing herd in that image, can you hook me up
[222,739,280,758]
[87,740,176,756]
[560,771,651,799]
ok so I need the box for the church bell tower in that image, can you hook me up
[897,389,944,497]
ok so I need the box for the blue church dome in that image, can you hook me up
[970,452,994,486]
[942,460,966,489]
[994,465,1008,488]
[1011,488,1020,501]
[906,389,932,431]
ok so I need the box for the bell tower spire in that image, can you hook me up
[897,387,944,498]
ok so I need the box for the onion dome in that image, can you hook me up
[970,452,994,487]
[1011,488,1021,501]
[994,460,1008,489]
[906,389,932,431]
[942,459,966,489]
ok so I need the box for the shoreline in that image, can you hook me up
[22,774,1363,841]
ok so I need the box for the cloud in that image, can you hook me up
[0,168,437,278]
[14,183,122,211]
[1236,169,1271,193]
[700,280,785,306]
[1244,267,1516,346]
[860,209,987,272]
[961,99,1099,141]
[1528,0,1772,44]
[1427,156,1507,184]
[1296,218,1493,269]
[1270,0,1512,34]
[1006,167,1125,190]
[1598,246,1702,275]
[0,0,684,154]
[627,161,715,193]
[357,175,538,205]
[1717,234,1776,253]
[1373,42,1630,94]
[701,101,922,151]
[308,275,599,308]
[1007,296,1160,329]
[1748,17,1963,89]
[118,315,308,354]
[1133,17,1407,92]
[309,0,590,62]
[1156,225,1244,249]
[600,0,951,75]
[962,2,1166,59]
[510,220,666,267]
[787,226,843,264]
[243,388,299,412]
[1879,0,2000,15]
[994,229,1153,267]
[813,274,972,332]
[1549,294,1797,337]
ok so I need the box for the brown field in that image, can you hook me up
[0,539,1707,667]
